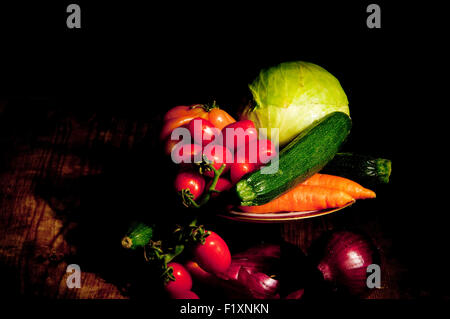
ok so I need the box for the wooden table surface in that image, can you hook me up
[0,101,406,299]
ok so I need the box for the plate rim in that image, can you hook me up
[218,201,355,223]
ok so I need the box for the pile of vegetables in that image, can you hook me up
[122,60,392,299]
[163,101,279,209]
[122,221,232,299]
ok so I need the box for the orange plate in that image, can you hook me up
[218,201,355,223]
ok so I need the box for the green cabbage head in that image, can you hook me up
[241,61,350,147]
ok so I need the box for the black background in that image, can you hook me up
[0,0,448,306]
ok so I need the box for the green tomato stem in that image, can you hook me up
[183,163,226,208]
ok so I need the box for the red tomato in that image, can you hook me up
[193,231,231,275]
[171,143,203,164]
[168,290,200,299]
[229,152,259,184]
[187,117,221,146]
[165,262,193,294]
[230,161,259,184]
[206,178,232,198]
[221,120,257,151]
[236,139,277,165]
[174,171,205,200]
[202,144,233,177]
[208,108,236,131]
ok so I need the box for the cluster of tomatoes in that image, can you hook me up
[159,103,277,299]
[161,103,277,205]
[164,231,231,299]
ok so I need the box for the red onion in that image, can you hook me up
[314,230,379,296]
[236,267,280,299]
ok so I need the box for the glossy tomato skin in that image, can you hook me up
[187,117,220,146]
[174,171,205,200]
[229,152,260,184]
[193,231,231,275]
[230,161,259,184]
[165,262,193,294]
[221,120,258,151]
[202,144,233,178]
[206,178,232,198]
[208,108,236,130]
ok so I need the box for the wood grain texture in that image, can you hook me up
[0,105,153,298]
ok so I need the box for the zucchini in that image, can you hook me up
[236,112,352,206]
[322,152,392,185]
[121,222,154,250]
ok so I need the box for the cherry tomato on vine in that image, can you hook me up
[206,178,232,198]
[221,120,258,151]
[164,262,193,294]
[174,171,205,200]
[202,144,233,177]
[193,231,231,275]
[187,118,221,146]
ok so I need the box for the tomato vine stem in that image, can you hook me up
[182,162,226,208]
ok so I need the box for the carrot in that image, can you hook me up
[301,174,376,199]
[239,185,355,214]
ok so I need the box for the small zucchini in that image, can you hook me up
[121,222,154,250]
[322,152,392,185]
[235,112,352,206]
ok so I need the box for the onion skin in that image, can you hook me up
[314,230,379,296]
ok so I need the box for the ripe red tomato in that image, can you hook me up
[229,152,259,184]
[236,139,277,165]
[187,117,221,146]
[174,171,205,200]
[165,262,193,294]
[221,120,257,151]
[168,289,200,299]
[193,231,231,275]
[202,144,233,177]
[206,178,232,198]
[171,143,203,164]
[230,161,259,184]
